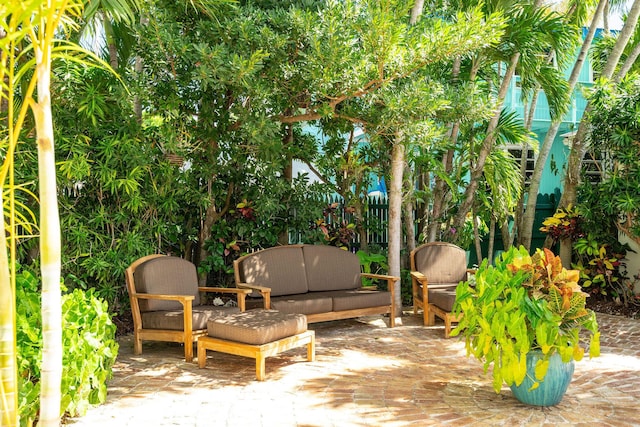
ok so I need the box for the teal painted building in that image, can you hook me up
[503,28,602,196]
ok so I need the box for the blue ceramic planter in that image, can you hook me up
[509,351,575,406]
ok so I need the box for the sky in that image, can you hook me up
[547,0,630,30]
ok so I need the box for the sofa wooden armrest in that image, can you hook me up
[361,273,400,282]
[237,282,272,309]
[360,273,399,298]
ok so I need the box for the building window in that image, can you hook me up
[582,150,607,183]
[563,131,608,183]
[506,145,536,186]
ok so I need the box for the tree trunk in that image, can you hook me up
[102,13,118,70]
[278,125,294,245]
[133,15,148,121]
[519,0,606,250]
[427,149,454,242]
[0,15,17,426]
[403,164,415,268]
[472,209,483,263]
[34,28,63,427]
[388,138,404,317]
[428,55,461,243]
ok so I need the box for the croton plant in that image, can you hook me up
[452,246,600,393]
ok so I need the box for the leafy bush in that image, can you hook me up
[572,235,635,304]
[16,267,118,425]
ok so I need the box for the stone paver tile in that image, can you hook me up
[65,312,640,427]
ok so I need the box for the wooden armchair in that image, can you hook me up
[125,254,252,362]
[410,242,473,337]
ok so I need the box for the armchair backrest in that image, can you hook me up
[411,242,468,284]
[132,255,201,312]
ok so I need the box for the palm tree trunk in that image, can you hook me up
[451,52,520,236]
[102,14,119,70]
[557,0,640,261]
[0,208,17,426]
[519,0,606,251]
[33,23,63,427]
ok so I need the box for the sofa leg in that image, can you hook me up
[307,336,316,362]
[256,355,266,381]
[184,342,194,363]
[197,341,207,368]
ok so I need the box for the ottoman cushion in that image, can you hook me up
[207,309,307,346]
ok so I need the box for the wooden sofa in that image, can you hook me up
[233,245,399,327]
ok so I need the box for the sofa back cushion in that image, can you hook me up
[134,256,200,312]
[303,245,361,292]
[412,242,468,284]
[235,246,308,297]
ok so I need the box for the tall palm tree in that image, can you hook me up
[557,0,640,264]
[449,1,575,241]
[30,2,87,424]
[0,5,45,424]
[78,0,141,70]
[518,0,604,253]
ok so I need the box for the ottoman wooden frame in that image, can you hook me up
[197,330,315,381]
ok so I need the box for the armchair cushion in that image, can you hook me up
[134,256,200,311]
[412,243,468,284]
[141,306,240,330]
[429,288,458,313]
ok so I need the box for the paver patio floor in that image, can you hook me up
[65,311,640,426]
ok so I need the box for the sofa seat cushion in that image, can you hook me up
[302,245,361,292]
[141,306,240,331]
[207,309,307,345]
[329,289,391,311]
[429,287,458,312]
[270,293,333,315]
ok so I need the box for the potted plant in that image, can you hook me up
[451,246,600,406]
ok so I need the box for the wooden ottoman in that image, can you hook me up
[197,309,315,380]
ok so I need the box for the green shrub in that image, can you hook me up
[16,267,118,425]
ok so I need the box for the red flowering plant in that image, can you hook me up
[310,203,356,249]
[540,205,585,243]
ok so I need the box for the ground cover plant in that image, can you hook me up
[16,267,118,425]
